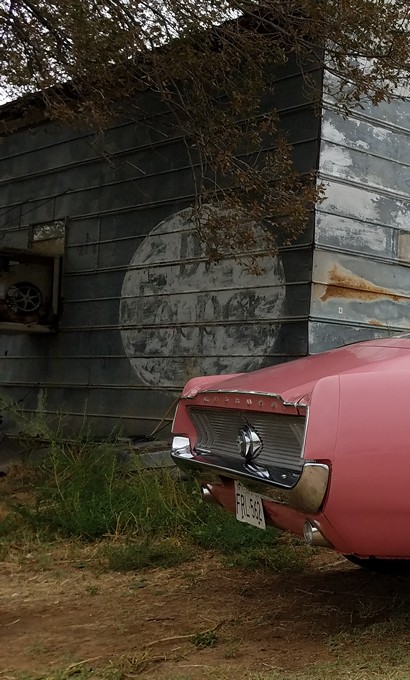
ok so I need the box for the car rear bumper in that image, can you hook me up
[171,438,329,514]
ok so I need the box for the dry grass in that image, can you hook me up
[2,444,410,679]
[2,545,410,680]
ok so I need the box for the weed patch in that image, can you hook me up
[192,503,278,552]
[0,406,312,573]
[8,443,199,540]
[192,629,218,648]
[192,505,309,571]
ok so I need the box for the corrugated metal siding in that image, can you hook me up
[311,99,410,354]
[0,60,321,437]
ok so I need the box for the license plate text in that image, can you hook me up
[235,481,266,529]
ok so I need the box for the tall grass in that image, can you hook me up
[0,398,311,571]
[12,440,200,539]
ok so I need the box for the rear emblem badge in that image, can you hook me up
[237,424,263,463]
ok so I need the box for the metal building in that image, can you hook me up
[0,58,409,440]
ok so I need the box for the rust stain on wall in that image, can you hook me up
[320,265,407,303]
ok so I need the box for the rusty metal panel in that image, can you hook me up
[311,100,410,353]
[312,251,410,330]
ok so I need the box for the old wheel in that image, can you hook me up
[6,282,43,314]
[345,555,410,574]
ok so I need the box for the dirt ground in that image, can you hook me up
[1,545,410,679]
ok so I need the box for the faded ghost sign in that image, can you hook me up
[120,208,286,388]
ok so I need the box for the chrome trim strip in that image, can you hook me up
[300,405,309,459]
[181,389,301,407]
[171,443,329,514]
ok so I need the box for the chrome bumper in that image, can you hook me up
[171,439,329,514]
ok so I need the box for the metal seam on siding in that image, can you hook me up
[0,140,194,187]
[15,171,314,225]
[323,104,410,136]
[316,206,405,232]
[0,225,28,234]
[0,70,321,160]
[47,195,309,226]
[312,243,410,269]
[15,193,196,226]
[57,319,307,334]
[13,409,174,421]
[320,139,410,170]
[118,318,309,328]
[61,318,309,332]
[0,381,182,391]
[0,189,70,225]
[63,257,313,277]
[64,282,309,301]
[65,229,190,247]
[308,316,405,331]
[0,355,131,360]
[318,173,410,203]
[0,352,305,360]
[59,196,194,223]
[0,136,185,184]
[1,137,319,207]
[64,236,314,252]
[0,111,318,185]
[3,166,199,207]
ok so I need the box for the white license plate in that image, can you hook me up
[235,481,266,529]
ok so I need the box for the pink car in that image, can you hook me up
[171,335,410,571]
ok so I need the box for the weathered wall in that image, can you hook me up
[0,59,320,437]
[311,93,410,353]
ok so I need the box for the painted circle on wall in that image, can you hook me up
[120,207,286,388]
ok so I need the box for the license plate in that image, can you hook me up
[235,481,266,529]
